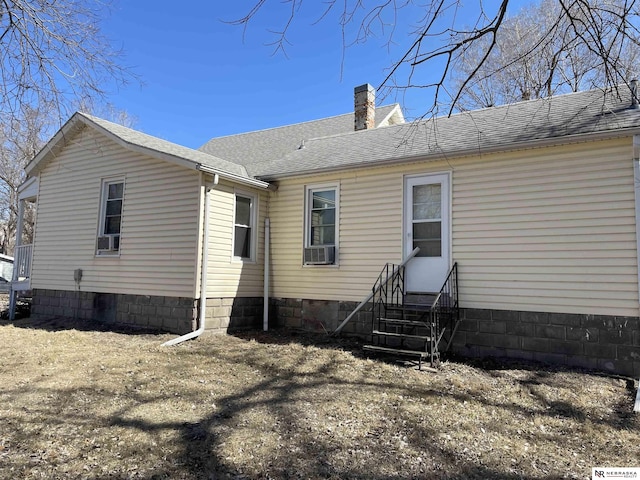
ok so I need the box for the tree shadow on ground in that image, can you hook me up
[234,329,639,432]
[105,357,555,479]
[3,326,637,479]
[1,314,164,336]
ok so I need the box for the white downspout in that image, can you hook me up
[263,217,270,331]
[162,174,218,346]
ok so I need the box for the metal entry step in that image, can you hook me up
[371,330,432,341]
[362,344,437,370]
[378,317,431,327]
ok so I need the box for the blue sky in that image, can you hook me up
[101,1,529,149]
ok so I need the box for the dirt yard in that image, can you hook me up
[0,316,637,479]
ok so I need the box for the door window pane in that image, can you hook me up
[413,184,441,220]
[413,221,441,257]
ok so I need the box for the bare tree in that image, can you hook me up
[75,97,138,129]
[0,101,137,256]
[0,0,134,125]
[0,105,50,254]
[452,0,640,109]
[0,1,135,255]
[229,0,640,114]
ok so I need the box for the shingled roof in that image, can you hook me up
[247,86,640,180]
[27,112,269,188]
[198,104,404,166]
[27,87,640,189]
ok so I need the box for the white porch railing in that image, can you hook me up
[14,243,33,280]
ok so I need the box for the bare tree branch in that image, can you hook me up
[228,0,640,115]
[0,0,137,253]
[0,0,136,126]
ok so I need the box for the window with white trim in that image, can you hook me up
[304,184,338,265]
[96,179,124,255]
[233,192,256,261]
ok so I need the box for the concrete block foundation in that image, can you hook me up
[271,297,640,377]
[30,289,639,376]
[31,288,263,335]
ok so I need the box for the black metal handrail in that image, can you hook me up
[333,248,419,335]
[372,262,405,335]
[365,259,460,369]
[430,262,459,355]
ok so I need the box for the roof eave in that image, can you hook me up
[196,164,272,189]
[25,113,84,176]
[256,127,640,181]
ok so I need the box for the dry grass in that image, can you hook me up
[0,317,637,479]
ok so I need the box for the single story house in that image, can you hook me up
[13,84,640,376]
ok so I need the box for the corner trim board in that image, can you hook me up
[633,135,640,306]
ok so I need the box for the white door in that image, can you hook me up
[404,173,450,292]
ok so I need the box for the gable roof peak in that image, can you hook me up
[200,103,403,143]
[26,111,269,189]
[198,103,404,168]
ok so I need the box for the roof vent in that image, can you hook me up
[631,79,639,109]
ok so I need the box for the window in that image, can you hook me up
[97,179,124,255]
[233,192,255,260]
[412,183,441,257]
[304,184,338,265]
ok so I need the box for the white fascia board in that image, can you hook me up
[25,114,83,176]
[18,176,39,200]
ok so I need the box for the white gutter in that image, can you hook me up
[162,174,218,346]
[196,164,271,190]
[263,217,270,331]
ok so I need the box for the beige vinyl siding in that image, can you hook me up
[453,138,638,316]
[269,169,406,301]
[269,137,639,317]
[206,180,266,297]
[32,125,201,297]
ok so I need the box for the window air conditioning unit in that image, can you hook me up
[97,235,119,252]
[303,245,335,265]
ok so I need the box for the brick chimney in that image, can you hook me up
[354,84,375,131]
